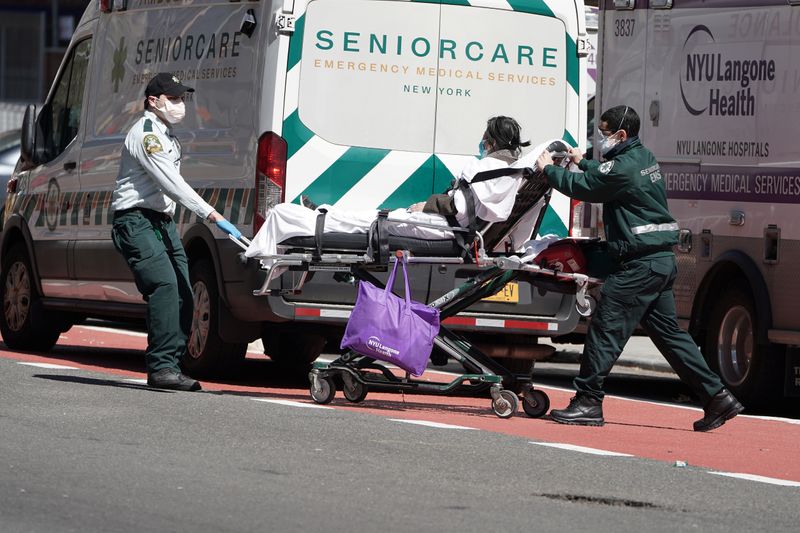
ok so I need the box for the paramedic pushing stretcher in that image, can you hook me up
[536,105,744,432]
[111,73,242,391]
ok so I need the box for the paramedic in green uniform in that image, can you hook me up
[536,105,744,431]
[111,73,242,391]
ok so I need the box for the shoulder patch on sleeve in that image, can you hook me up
[599,160,615,174]
[143,134,163,155]
[143,119,153,132]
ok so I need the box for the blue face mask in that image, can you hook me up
[478,140,487,159]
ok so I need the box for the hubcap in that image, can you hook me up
[188,280,210,360]
[716,305,754,387]
[4,261,31,332]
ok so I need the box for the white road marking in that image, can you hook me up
[252,399,333,410]
[530,442,633,457]
[80,325,148,338]
[390,419,477,430]
[709,472,800,488]
[124,379,148,385]
[17,362,79,370]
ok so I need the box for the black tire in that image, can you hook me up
[491,389,518,419]
[265,325,327,371]
[342,377,368,403]
[0,244,62,351]
[309,375,336,404]
[522,388,551,418]
[703,287,782,408]
[182,259,246,377]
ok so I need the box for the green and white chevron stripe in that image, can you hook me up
[281,0,585,238]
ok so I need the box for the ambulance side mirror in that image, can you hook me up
[20,104,36,169]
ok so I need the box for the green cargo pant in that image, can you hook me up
[576,254,723,404]
[111,208,193,374]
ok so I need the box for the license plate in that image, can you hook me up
[482,282,519,303]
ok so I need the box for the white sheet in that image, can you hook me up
[244,203,455,262]
[244,138,561,261]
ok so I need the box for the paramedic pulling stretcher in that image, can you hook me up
[537,105,743,432]
[236,141,602,418]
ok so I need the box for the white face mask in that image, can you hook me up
[598,130,621,156]
[157,97,186,124]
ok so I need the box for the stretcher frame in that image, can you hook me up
[232,159,602,418]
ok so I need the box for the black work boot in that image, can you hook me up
[550,395,604,426]
[693,388,744,432]
[147,369,202,392]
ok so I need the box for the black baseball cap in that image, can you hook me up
[145,72,194,97]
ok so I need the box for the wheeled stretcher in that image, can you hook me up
[233,142,604,418]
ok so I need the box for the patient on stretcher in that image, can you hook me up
[245,117,558,262]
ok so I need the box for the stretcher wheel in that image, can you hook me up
[491,390,518,419]
[343,380,368,403]
[310,376,336,404]
[522,388,550,418]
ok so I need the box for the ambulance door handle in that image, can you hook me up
[63,161,76,172]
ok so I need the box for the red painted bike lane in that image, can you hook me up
[4,326,799,484]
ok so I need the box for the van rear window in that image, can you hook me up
[297,0,568,155]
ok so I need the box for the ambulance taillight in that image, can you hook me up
[254,132,287,235]
[569,199,602,238]
[99,0,111,12]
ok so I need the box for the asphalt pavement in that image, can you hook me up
[1,352,798,533]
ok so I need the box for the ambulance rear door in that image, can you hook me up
[428,1,586,334]
[279,0,441,307]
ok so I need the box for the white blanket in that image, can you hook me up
[244,138,560,261]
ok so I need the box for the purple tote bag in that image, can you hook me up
[341,256,440,376]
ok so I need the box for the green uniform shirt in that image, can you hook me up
[543,138,678,260]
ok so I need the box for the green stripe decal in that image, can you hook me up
[562,130,577,147]
[506,0,554,16]
[380,156,435,209]
[230,188,244,225]
[59,193,73,226]
[284,110,315,160]
[380,155,457,209]
[432,155,458,193]
[243,189,254,225]
[293,147,391,206]
[539,206,568,237]
[566,34,579,95]
[287,14,306,72]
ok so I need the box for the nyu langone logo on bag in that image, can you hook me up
[680,25,775,117]
[367,336,400,358]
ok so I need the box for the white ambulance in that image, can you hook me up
[597,0,800,405]
[1,0,589,375]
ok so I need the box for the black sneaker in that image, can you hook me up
[300,195,318,210]
[693,388,744,432]
[147,369,202,392]
[549,395,604,426]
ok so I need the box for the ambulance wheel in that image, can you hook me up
[310,376,336,404]
[0,244,62,351]
[184,259,246,377]
[342,378,368,403]
[491,390,518,419]
[704,286,781,408]
[522,388,550,418]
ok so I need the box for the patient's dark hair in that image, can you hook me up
[484,116,531,154]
